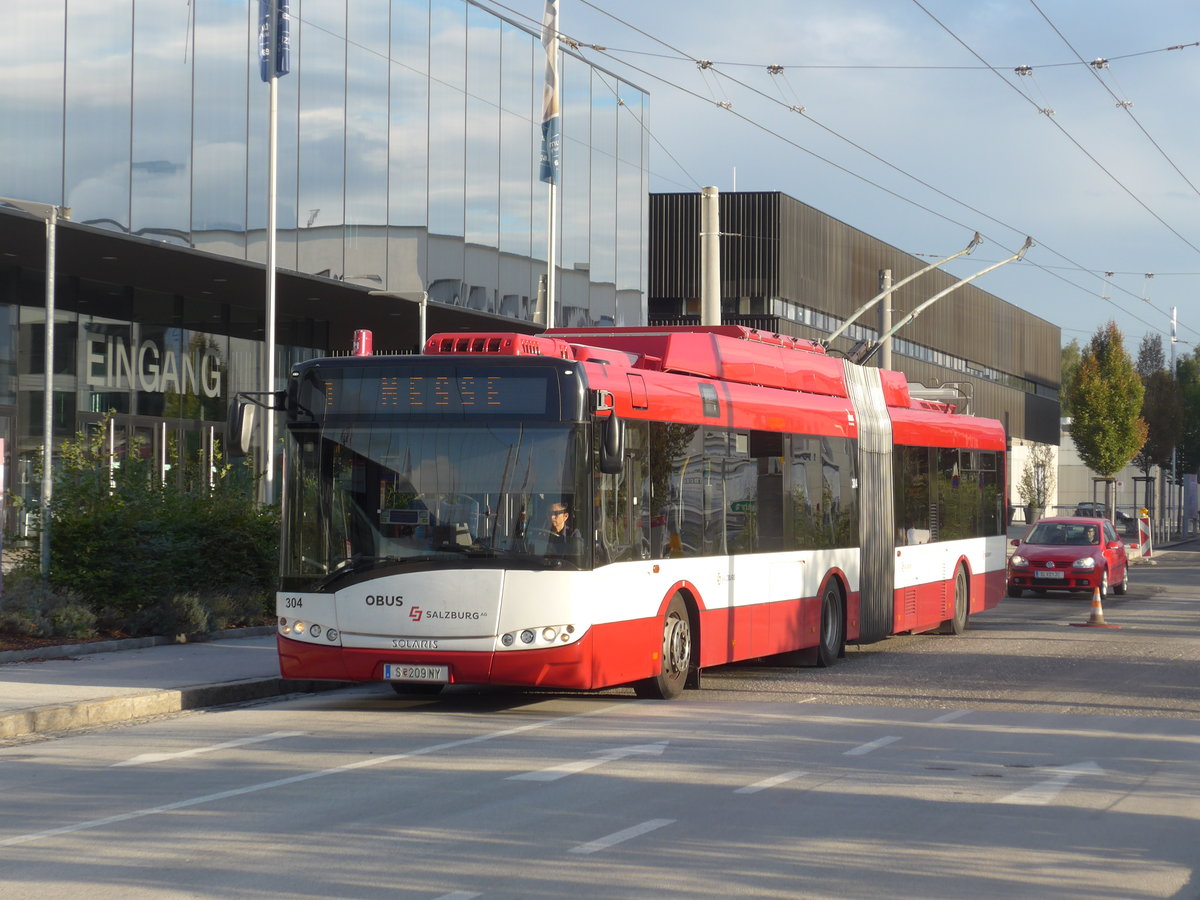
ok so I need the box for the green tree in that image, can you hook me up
[1135,333,1166,378]
[1060,339,1082,416]
[1069,322,1147,492]
[1017,444,1056,513]
[1177,350,1200,477]
[1132,333,1178,479]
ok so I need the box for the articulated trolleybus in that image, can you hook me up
[241,325,1007,699]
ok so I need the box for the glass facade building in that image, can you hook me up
[0,0,650,528]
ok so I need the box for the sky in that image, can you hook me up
[481,0,1200,354]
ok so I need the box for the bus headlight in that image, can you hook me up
[500,625,579,650]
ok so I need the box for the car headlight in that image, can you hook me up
[1010,555,1028,567]
[1073,557,1096,570]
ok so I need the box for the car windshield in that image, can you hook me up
[1027,523,1099,546]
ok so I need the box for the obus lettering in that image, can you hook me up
[365,595,405,606]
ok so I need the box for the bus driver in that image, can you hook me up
[546,500,582,557]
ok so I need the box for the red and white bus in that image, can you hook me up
[250,325,1007,699]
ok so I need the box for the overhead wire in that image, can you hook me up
[468,0,1192,340]
[911,0,1200,264]
[1029,0,1200,203]
[568,0,1186,338]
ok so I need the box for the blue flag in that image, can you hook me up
[259,0,291,82]
[539,0,561,184]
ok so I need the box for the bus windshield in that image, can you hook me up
[282,420,591,588]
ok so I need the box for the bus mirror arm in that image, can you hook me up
[225,390,286,459]
[599,414,624,474]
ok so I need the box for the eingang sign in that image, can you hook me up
[85,334,223,398]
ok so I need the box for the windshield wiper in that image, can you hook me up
[314,554,408,589]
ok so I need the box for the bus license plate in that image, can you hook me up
[384,664,448,683]
[1034,570,1065,580]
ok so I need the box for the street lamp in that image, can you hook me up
[1170,306,1189,537]
[0,197,70,580]
[368,290,429,349]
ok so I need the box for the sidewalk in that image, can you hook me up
[0,627,349,742]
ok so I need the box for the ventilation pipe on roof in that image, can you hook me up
[700,186,721,326]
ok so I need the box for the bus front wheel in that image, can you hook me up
[634,594,692,700]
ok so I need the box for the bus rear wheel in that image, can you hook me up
[634,594,692,700]
[815,580,845,667]
[938,566,970,635]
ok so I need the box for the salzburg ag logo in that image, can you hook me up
[407,606,483,623]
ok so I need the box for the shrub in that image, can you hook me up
[0,575,96,640]
[129,592,211,639]
[20,412,278,636]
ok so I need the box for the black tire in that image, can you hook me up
[938,566,970,635]
[390,682,444,696]
[634,593,692,700]
[1006,583,1023,599]
[815,580,845,668]
[1098,569,1109,599]
[1113,565,1129,596]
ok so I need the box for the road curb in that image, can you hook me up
[0,676,354,741]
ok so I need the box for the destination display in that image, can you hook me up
[300,366,555,418]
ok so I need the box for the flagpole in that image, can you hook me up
[546,183,557,329]
[264,23,278,504]
[539,0,561,330]
[260,0,289,504]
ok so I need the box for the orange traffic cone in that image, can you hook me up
[1071,586,1120,629]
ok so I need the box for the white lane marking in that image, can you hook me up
[995,761,1104,805]
[112,732,306,767]
[844,736,901,756]
[931,710,972,724]
[433,893,482,900]
[507,740,668,782]
[568,818,675,855]
[734,770,807,794]
[0,705,620,848]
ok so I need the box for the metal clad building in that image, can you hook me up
[650,191,1061,446]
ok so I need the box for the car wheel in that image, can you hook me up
[1113,565,1129,596]
[1098,569,1109,598]
[1006,583,1023,598]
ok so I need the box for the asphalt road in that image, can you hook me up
[0,547,1197,899]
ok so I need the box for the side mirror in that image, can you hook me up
[599,414,624,475]
[225,396,256,459]
[1010,538,1021,547]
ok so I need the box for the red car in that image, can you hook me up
[1007,516,1130,599]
